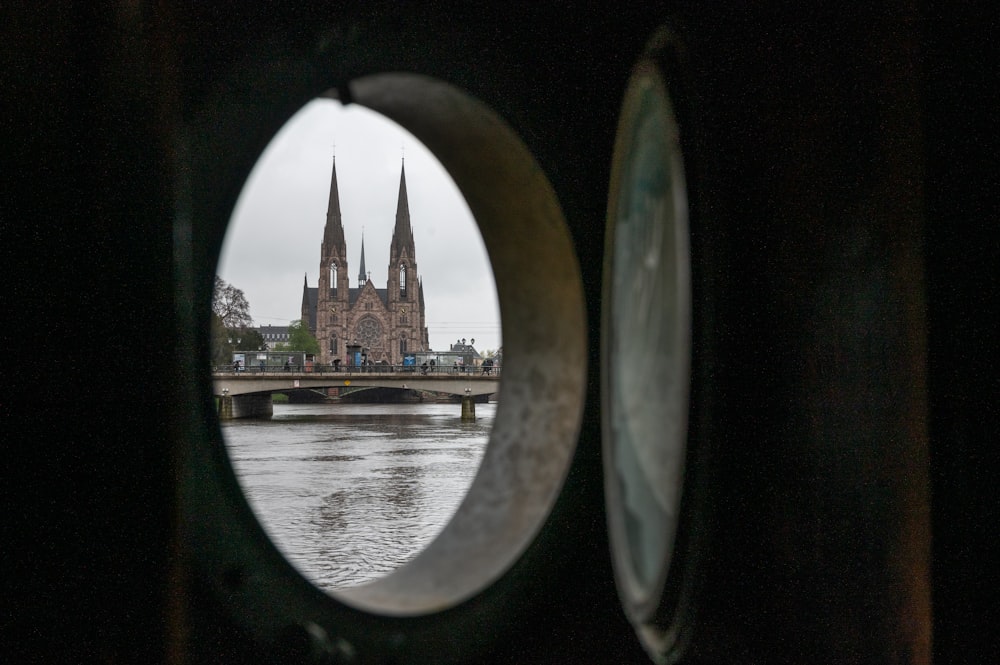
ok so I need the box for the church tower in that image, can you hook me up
[386,161,430,357]
[314,156,350,365]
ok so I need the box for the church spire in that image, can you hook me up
[357,230,367,285]
[322,155,346,248]
[317,155,348,338]
[390,160,414,257]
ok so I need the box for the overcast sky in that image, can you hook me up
[217,98,502,353]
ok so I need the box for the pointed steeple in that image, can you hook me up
[316,155,349,365]
[322,156,346,248]
[357,230,367,285]
[391,160,414,257]
[300,272,313,333]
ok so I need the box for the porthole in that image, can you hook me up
[215,93,501,589]
[602,31,697,660]
[183,71,587,659]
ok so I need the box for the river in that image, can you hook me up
[222,401,493,591]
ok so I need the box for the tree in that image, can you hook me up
[210,315,230,365]
[212,276,253,329]
[274,319,319,355]
[238,327,265,351]
[211,277,256,365]
[212,322,266,366]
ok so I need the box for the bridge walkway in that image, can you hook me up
[211,366,501,399]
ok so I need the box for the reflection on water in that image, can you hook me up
[223,402,493,590]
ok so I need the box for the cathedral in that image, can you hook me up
[301,158,429,366]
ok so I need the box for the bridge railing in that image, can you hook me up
[212,363,501,377]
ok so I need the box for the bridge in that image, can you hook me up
[211,366,501,420]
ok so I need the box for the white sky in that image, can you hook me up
[217,98,502,353]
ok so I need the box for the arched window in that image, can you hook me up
[330,262,338,295]
[399,264,407,296]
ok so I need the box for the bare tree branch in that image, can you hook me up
[212,276,253,329]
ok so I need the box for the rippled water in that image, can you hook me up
[222,402,493,590]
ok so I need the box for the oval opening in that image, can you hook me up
[202,73,588,620]
[602,32,700,661]
[215,98,502,591]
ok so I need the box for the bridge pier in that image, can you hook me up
[461,392,476,421]
[218,395,233,420]
[218,393,273,420]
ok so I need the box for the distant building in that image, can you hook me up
[256,325,290,350]
[301,158,430,366]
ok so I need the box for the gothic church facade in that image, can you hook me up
[301,159,429,366]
